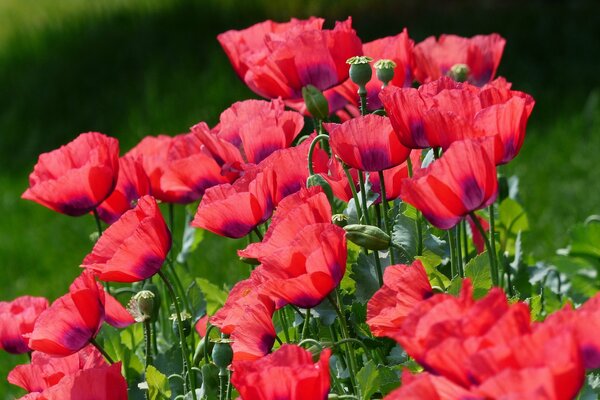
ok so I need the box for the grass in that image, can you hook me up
[0,0,599,397]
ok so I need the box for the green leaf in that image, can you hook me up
[417,253,450,290]
[378,365,401,395]
[446,277,463,296]
[528,295,543,321]
[356,360,379,400]
[464,252,492,299]
[568,222,600,259]
[499,198,529,235]
[186,281,207,322]
[177,214,205,264]
[350,252,384,304]
[391,213,417,260]
[146,365,172,400]
[312,300,337,326]
[195,278,228,315]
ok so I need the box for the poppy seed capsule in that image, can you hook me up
[302,85,330,120]
[212,339,234,370]
[344,224,390,250]
[332,214,348,228]
[448,63,470,82]
[374,59,397,88]
[347,56,373,91]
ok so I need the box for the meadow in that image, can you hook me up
[1,0,599,397]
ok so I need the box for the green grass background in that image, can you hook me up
[1,0,599,397]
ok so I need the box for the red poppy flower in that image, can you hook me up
[231,344,331,400]
[334,29,414,110]
[192,168,275,238]
[218,17,324,81]
[0,296,48,354]
[220,17,362,100]
[211,269,276,360]
[8,345,106,393]
[368,150,422,203]
[126,134,172,193]
[325,114,411,172]
[400,139,498,230]
[413,34,505,86]
[366,260,433,338]
[259,222,347,308]
[96,155,151,224]
[82,195,171,282]
[195,315,209,338]
[239,186,331,261]
[22,132,119,216]
[385,370,474,400]
[29,362,127,400]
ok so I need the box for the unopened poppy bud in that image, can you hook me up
[212,336,234,372]
[374,59,397,88]
[344,224,390,250]
[171,311,192,337]
[306,174,334,204]
[332,214,348,228]
[448,63,470,83]
[302,85,330,120]
[347,56,373,94]
[127,290,156,323]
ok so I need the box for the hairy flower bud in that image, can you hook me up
[302,85,330,120]
[344,224,390,250]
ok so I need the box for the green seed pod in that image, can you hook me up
[332,214,348,228]
[302,85,330,120]
[211,339,233,370]
[346,56,373,88]
[306,174,334,204]
[448,63,470,83]
[374,59,397,87]
[171,312,192,337]
[343,224,390,250]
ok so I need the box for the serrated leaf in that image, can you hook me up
[378,365,401,395]
[417,254,451,290]
[186,281,207,322]
[528,295,543,321]
[146,365,171,400]
[499,198,529,235]
[464,252,492,299]
[312,300,337,326]
[350,252,384,304]
[447,277,463,296]
[195,278,228,315]
[357,360,379,400]
[391,213,417,260]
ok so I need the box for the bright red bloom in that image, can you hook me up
[0,296,48,354]
[401,139,498,229]
[385,370,474,400]
[259,222,347,308]
[325,114,411,172]
[126,134,172,193]
[22,132,119,216]
[195,315,209,338]
[231,344,331,400]
[219,17,362,99]
[238,186,331,261]
[82,195,171,282]
[8,345,106,393]
[366,260,433,338]
[334,29,414,110]
[413,33,505,86]
[96,155,151,224]
[24,362,127,400]
[192,168,274,239]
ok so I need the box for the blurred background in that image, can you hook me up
[1,0,599,397]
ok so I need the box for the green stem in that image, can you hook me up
[455,225,464,278]
[253,227,263,242]
[469,213,499,286]
[92,209,103,235]
[278,309,290,343]
[407,158,424,257]
[357,171,371,225]
[488,204,499,285]
[341,163,363,223]
[358,87,368,116]
[144,320,153,368]
[377,171,395,265]
[328,291,360,397]
[448,228,457,278]
[158,270,197,400]
[90,338,114,364]
[307,134,330,175]
[301,309,311,341]
[461,220,470,263]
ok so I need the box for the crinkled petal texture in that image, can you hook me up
[401,139,498,229]
[126,134,172,194]
[96,155,151,224]
[82,195,171,282]
[366,260,433,338]
[33,362,128,400]
[8,345,106,393]
[0,296,49,354]
[413,33,505,86]
[334,29,414,110]
[218,17,324,80]
[22,132,119,216]
[326,114,411,171]
[231,345,331,400]
[259,223,347,308]
[28,282,105,356]
[241,17,362,99]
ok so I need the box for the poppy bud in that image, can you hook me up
[332,214,348,228]
[344,224,390,250]
[448,63,470,82]
[302,85,330,120]
[347,56,373,95]
[374,59,397,88]
[171,312,192,337]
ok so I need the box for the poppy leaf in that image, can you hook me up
[464,252,493,299]
[145,365,171,400]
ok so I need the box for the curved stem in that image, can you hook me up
[252,227,263,242]
[307,134,330,175]
[158,269,197,400]
[90,338,114,364]
[298,338,324,350]
[377,171,395,265]
[469,213,499,286]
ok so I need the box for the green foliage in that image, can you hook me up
[195,278,228,315]
[145,365,172,400]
